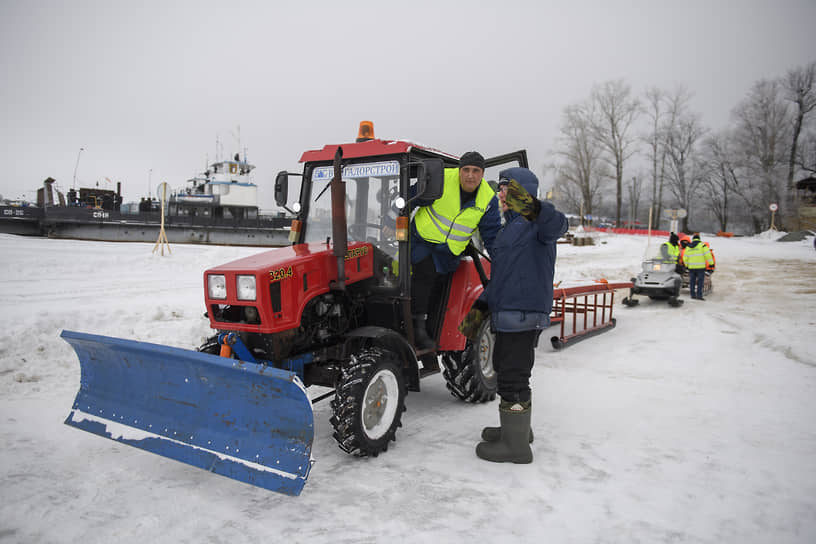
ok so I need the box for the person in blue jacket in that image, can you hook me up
[459,167,568,464]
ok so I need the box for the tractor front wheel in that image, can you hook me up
[197,336,220,355]
[330,347,406,457]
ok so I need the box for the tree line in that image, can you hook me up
[548,61,816,234]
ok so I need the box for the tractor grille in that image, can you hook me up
[209,304,261,324]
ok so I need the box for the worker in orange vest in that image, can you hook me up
[703,240,716,272]
[676,233,691,273]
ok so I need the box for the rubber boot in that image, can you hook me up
[412,315,434,350]
[476,401,533,463]
[481,425,534,443]
[481,395,533,442]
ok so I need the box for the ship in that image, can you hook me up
[0,153,292,246]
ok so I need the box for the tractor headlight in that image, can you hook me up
[236,275,257,301]
[208,274,227,299]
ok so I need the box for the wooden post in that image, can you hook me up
[153,182,171,256]
[769,203,778,230]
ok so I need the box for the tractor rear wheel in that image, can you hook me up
[330,347,406,457]
[441,319,497,403]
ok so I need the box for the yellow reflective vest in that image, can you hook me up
[414,168,495,256]
[660,242,680,263]
[682,241,713,269]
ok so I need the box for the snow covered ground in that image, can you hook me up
[0,231,814,543]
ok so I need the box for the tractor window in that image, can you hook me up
[305,162,401,259]
[346,176,401,259]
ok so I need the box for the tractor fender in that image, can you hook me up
[343,326,421,390]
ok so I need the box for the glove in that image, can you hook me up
[505,179,541,220]
[675,264,686,274]
[458,308,486,341]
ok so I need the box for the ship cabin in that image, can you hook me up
[170,153,259,220]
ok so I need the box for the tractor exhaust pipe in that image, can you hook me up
[330,146,347,291]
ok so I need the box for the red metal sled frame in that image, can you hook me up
[549,280,633,350]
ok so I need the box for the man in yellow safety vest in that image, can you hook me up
[660,232,681,263]
[683,233,714,300]
[410,151,501,349]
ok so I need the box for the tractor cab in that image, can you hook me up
[274,124,528,366]
[275,123,527,312]
[275,139,450,286]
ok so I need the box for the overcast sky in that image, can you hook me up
[1,0,814,207]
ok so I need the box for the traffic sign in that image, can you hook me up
[663,208,687,219]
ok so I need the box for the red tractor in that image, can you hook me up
[61,124,528,495]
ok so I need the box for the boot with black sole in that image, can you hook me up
[476,400,533,464]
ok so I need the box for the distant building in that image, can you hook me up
[794,176,816,231]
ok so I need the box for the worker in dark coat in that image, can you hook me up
[459,167,568,463]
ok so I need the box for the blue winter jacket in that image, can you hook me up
[481,167,569,332]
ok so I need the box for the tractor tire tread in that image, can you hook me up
[330,348,405,457]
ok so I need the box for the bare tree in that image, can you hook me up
[552,102,609,220]
[795,130,816,175]
[661,88,707,232]
[642,87,669,228]
[780,61,816,229]
[781,61,816,190]
[589,79,641,226]
[626,175,644,227]
[699,131,740,232]
[731,78,792,231]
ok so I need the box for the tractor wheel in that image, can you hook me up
[440,319,497,403]
[197,336,220,354]
[330,347,406,457]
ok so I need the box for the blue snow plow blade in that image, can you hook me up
[61,330,314,496]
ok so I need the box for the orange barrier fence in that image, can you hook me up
[592,228,670,236]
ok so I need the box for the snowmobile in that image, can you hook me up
[621,240,684,307]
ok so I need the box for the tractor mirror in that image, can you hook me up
[274,171,289,207]
[414,159,444,202]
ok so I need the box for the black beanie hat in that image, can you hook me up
[669,232,679,245]
[459,151,485,170]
